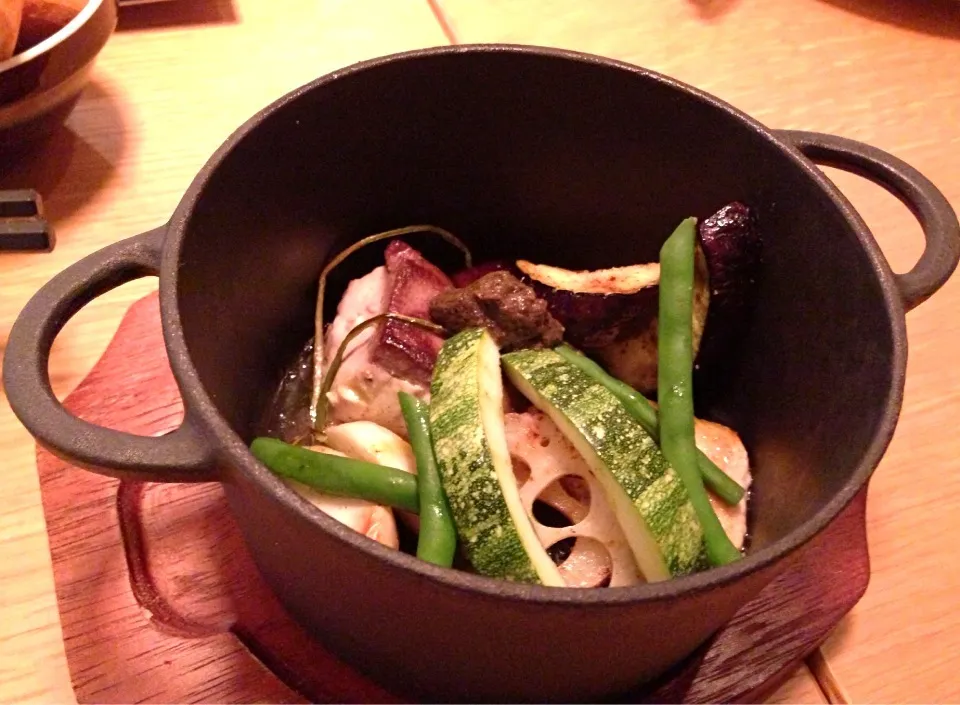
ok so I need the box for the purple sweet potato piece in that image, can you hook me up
[695,202,762,376]
[371,240,453,383]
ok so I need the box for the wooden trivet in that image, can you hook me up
[36,291,869,703]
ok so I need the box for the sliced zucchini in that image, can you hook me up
[501,348,705,580]
[429,328,564,586]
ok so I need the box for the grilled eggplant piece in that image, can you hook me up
[542,202,760,393]
[517,260,660,348]
[595,258,710,394]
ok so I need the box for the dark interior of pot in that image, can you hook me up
[175,48,895,555]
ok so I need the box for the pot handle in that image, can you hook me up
[776,130,960,312]
[2,227,218,482]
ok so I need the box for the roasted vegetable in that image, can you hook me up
[262,208,760,588]
[657,218,740,566]
[323,419,422,533]
[285,472,401,549]
[695,202,762,383]
[506,410,641,587]
[517,259,661,348]
[554,343,745,505]
[518,203,760,393]
[596,202,760,393]
[399,393,457,568]
[251,437,420,513]
[429,271,564,350]
[323,420,418,473]
[518,259,661,294]
[310,225,470,429]
[371,240,454,384]
[593,252,710,393]
[430,328,564,585]
[256,439,402,547]
[503,348,706,580]
[696,418,752,550]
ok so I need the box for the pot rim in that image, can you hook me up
[159,43,906,605]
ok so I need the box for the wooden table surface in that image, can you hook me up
[1,0,958,702]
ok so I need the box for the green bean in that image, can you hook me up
[554,344,745,505]
[658,218,741,566]
[250,437,420,513]
[399,392,457,568]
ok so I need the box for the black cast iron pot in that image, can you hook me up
[5,45,959,702]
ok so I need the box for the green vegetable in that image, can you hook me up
[399,392,457,568]
[657,218,741,566]
[430,328,564,585]
[502,348,705,580]
[251,437,419,513]
[554,343,745,505]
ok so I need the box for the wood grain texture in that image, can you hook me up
[766,667,826,705]
[432,2,960,701]
[39,292,849,704]
[38,294,395,703]
[0,1,445,701]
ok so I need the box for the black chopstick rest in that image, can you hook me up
[0,190,55,252]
